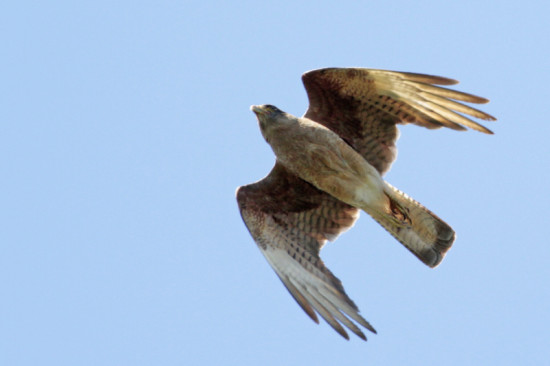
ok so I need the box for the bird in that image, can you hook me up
[236,67,495,341]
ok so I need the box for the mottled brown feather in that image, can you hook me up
[237,163,376,339]
[237,67,496,340]
[302,68,496,175]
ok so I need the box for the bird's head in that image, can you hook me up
[250,104,290,141]
[251,104,283,120]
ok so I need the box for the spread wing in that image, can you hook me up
[236,162,376,340]
[302,68,496,175]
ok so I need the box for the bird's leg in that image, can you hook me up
[387,196,412,227]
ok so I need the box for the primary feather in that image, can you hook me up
[237,68,496,340]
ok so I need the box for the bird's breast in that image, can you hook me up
[267,123,384,208]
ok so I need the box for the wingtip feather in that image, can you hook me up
[400,71,459,86]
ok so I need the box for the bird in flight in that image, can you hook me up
[236,68,495,340]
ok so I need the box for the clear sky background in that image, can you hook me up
[2,1,549,365]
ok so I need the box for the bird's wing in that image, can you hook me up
[302,68,496,175]
[236,162,376,340]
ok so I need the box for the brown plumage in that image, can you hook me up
[236,68,496,340]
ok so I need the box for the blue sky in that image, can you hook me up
[2,1,549,365]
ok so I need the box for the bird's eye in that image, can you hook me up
[265,105,278,113]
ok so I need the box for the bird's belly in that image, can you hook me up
[271,128,386,209]
[282,147,386,209]
[315,172,385,209]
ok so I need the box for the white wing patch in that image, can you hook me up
[260,245,376,340]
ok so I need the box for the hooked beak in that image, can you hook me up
[250,105,266,116]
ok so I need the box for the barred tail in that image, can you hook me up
[365,183,455,268]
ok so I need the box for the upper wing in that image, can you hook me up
[236,162,376,340]
[302,68,496,175]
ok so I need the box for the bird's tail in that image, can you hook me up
[364,183,455,268]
